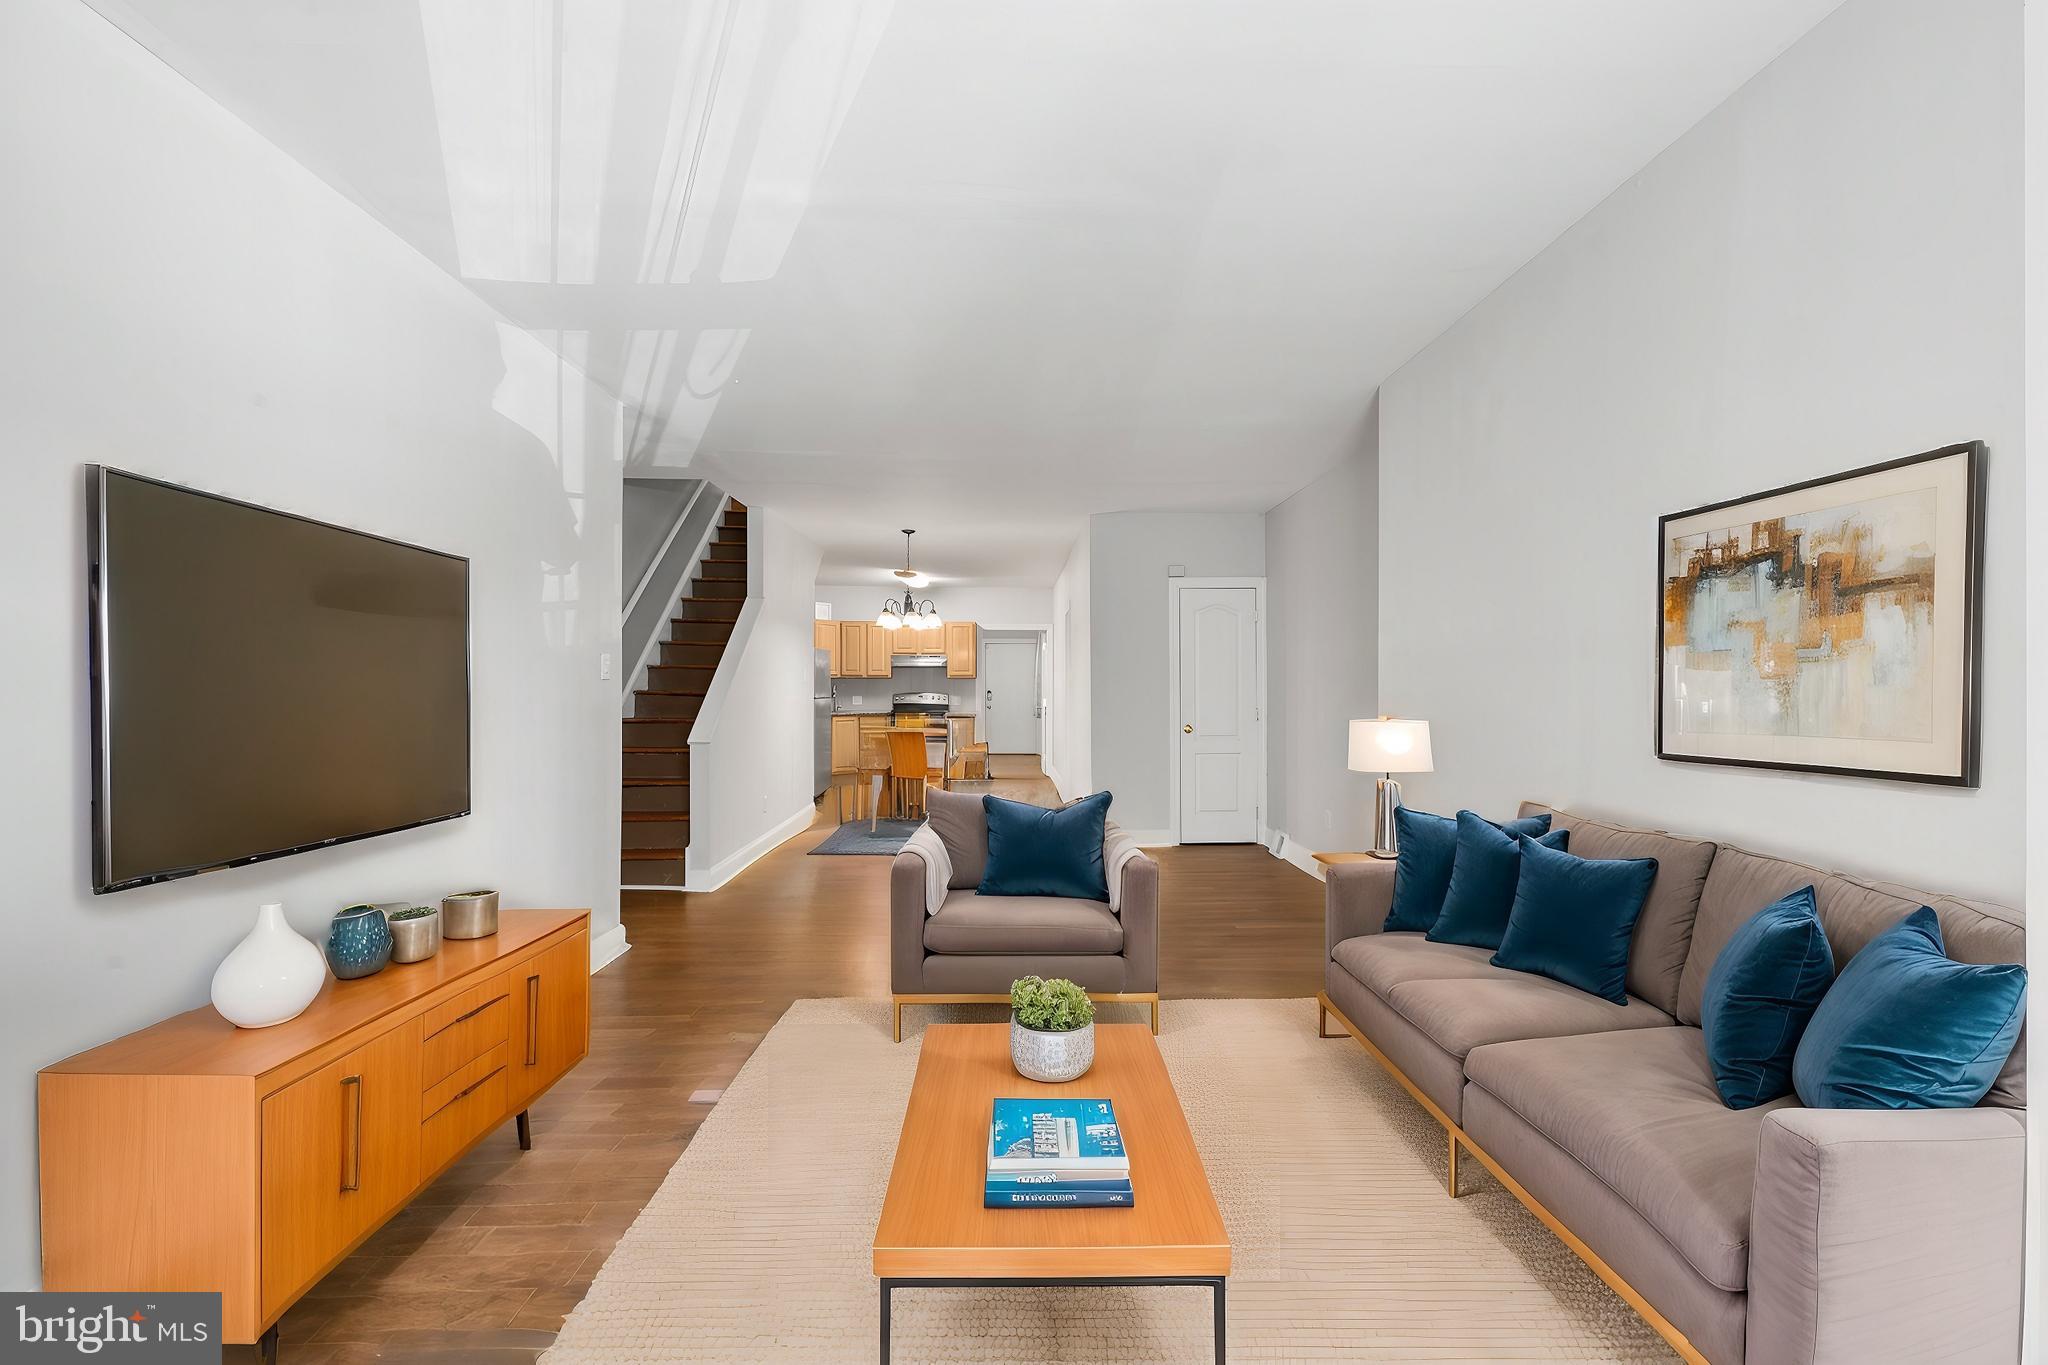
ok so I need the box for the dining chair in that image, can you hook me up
[887,730,931,822]
[858,731,893,831]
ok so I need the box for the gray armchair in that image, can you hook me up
[890,786,1158,1041]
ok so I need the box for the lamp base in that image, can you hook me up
[1369,776,1404,858]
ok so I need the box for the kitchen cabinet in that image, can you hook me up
[814,620,839,675]
[892,624,922,656]
[830,715,859,772]
[838,621,869,678]
[864,623,892,676]
[944,622,978,677]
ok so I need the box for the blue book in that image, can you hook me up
[987,1098,1128,1174]
[983,1175,1134,1194]
[985,1183,1134,1209]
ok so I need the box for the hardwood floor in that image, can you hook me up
[233,761,1322,1363]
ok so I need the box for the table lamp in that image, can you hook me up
[1348,717,1433,858]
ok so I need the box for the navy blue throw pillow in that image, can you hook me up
[979,791,1111,901]
[1384,807,1552,933]
[1793,907,2026,1110]
[1492,836,1657,1004]
[1700,887,1834,1109]
[1426,812,1569,950]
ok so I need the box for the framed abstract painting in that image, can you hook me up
[1656,442,1984,786]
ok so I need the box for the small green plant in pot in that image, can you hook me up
[1010,976,1096,1082]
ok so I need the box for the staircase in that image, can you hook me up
[620,498,747,887]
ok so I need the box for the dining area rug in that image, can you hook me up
[808,819,925,856]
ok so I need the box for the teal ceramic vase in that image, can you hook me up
[326,904,392,980]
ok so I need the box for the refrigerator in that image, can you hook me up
[813,648,833,801]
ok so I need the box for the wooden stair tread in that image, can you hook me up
[635,689,709,698]
[621,847,687,860]
[622,812,689,823]
[623,777,690,787]
[622,745,690,755]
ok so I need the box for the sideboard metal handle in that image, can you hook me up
[340,1074,363,1193]
[525,973,541,1066]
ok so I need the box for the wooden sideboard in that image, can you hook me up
[38,909,591,1358]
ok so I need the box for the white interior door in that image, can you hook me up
[983,639,1040,753]
[1177,586,1259,843]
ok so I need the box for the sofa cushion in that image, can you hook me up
[1492,836,1658,1005]
[1427,814,1567,950]
[1330,933,1498,999]
[1679,845,2028,1108]
[923,892,1123,955]
[923,784,988,890]
[1464,1028,1791,1292]
[1381,972,1674,1061]
[980,791,1111,901]
[1700,885,1834,1108]
[1793,906,2027,1110]
[1386,807,1552,933]
[1516,803,1715,1016]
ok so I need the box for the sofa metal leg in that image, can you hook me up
[1150,999,1159,1035]
[1447,1130,1461,1198]
[1316,998,1329,1038]
[893,1000,903,1044]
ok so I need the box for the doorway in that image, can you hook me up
[981,634,1042,755]
[1169,580,1265,844]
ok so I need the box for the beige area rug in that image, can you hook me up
[545,999,1678,1363]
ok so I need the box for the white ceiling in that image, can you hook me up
[86,0,1840,586]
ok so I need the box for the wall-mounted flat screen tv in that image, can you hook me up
[89,468,471,893]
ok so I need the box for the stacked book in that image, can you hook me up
[985,1097,1133,1208]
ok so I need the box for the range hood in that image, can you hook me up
[893,654,947,669]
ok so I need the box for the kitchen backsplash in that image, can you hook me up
[832,664,977,714]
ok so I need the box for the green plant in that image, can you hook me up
[1010,976,1094,1032]
[389,906,436,922]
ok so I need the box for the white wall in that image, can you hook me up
[2022,0,2046,1351]
[813,582,1052,627]
[1046,534,1092,798]
[1266,421,1380,861]
[1088,511,1266,837]
[1378,0,2024,902]
[686,509,823,889]
[0,0,625,1289]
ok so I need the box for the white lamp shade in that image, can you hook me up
[1349,718,1433,774]
[876,606,901,628]
[923,607,944,628]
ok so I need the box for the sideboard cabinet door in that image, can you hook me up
[259,1020,423,1319]
[506,932,590,1112]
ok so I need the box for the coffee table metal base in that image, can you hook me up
[878,1275,1225,1362]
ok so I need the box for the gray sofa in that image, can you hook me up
[1319,802,2026,1365]
[891,786,1159,1041]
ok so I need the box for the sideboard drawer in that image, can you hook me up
[420,990,509,1091]
[422,971,511,1039]
[420,1047,509,1174]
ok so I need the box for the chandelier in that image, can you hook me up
[876,529,943,631]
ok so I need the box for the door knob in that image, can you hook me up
[1183,724,1194,734]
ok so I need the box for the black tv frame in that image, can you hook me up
[87,466,473,894]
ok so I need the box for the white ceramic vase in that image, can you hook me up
[211,902,327,1029]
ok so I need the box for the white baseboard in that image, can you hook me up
[686,804,814,893]
[1042,760,1069,802]
[589,922,632,972]
[1271,828,1326,880]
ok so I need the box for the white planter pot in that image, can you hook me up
[1010,1018,1096,1083]
[211,902,327,1029]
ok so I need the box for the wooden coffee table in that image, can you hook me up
[872,1023,1230,1361]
